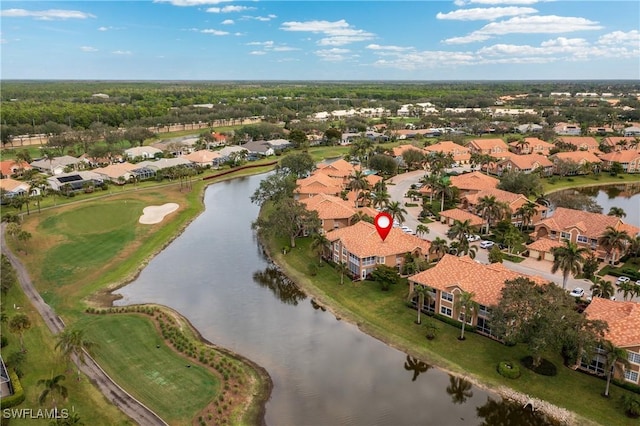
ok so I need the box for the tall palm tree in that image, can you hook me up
[434,176,454,213]
[618,281,640,301]
[446,219,474,242]
[55,328,97,367]
[626,235,640,260]
[371,188,390,209]
[446,375,474,404]
[9,313,31,352]
[515,139,530,154]
[384,201,407,225]
[429,237,449,260]
[421,173,440,204]
[551,241,589,290]
[599,226,630,264]
[602,340,630,397]
[409,285,433,325]
[310,232,329,263]
[350,211,373,225]
[476,195,509,235]
[454,291,478,340]
[515,201,537,231]
[607,207,626,218]
[348,170,369,208]
[415,224,430,239]
[589,277,615,300]
[38,373,68,407]
[335,262,349,285]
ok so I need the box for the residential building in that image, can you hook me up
[325,221,432,280]
[493,154,554,176]
[392,144,424,158]
[602,137,639,151]
[466,138,510,156]
[0,178,33,198]
[461,188,548,226]
[508,137,554,156]
[240,140,275,158]
[531,207,640,262]
[554,123,581,136]
[408,254,548,336]
[300,193,378,233]
[0,160,32,179]
[424,141,471,165]
[93,163,139,184]
[598,150,640,173]
[557,136,601,152]
[46,171,104,192]
[438,208,483,228]
[136,157,193,171]
[314,159,358,184]
[181,150,223,168]
[217,146,249,163]
[514,123,543,134]
[624,126,640,137]
[448,171,499,197]
[583,298,640,385]
[124,146,163,160]
[550,151,602,175]
[153,136,198,156]
[295,173,344,200]
[30,155,82,175]
[267,139,293,151]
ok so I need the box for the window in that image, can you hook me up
[440,306,452,317]
[476,317,492,336]
[342,247,347,256]
[362,256,376,266]
[458,312,473,325]
[581,355,606,375]
[577,235,588,244]
[377,256,385,264]
[561,232,570,240]
[550,231,557,238]
[478,305,490,317]
[628,351,640,365]
[441,292,453,302]
[624,370,639,384]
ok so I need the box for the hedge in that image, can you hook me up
[0,370,25,408]
[497,361,521,379]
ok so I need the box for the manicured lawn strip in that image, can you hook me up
[542,173,640,194]
[0,279,130,425]
[268,236,638,426]
[81,314,219,426]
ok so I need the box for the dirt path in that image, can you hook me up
[1,223,168,426]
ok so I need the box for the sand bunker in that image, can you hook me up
[139,203,179,225]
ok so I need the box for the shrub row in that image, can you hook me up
[497,361,521,379]
[1,370,25,408]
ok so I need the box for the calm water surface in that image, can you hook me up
[576,183,640,227]
[115,173,555,426]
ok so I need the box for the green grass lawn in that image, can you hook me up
[542,173,640,194]
[271,236,639,426]
[81,314,220,425]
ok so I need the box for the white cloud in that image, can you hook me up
[0,8,96,20]
[597,30,640,46]
[201,28,229,35]
[153,0,232,6]
[221,19,234,25]
[207,5,254,13]
[98,26,122,31]
[315,48,351,62]
[247,41,274,46]
[366,44,413,52]
[436,7,537,21]
[443,15,603,44]
[244,14,277,22]
[80,46,98,52]
[455,0,543,5]
[272,46,299,52]
[247,40,299,54]
[281,19,375,46]
[249,51,267,55]
[112,50,132,55]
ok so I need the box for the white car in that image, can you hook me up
[465,234,480,242]
[616,276,630,286]
[569,287,585,298]
[479,240,495,249]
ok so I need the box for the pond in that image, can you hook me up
[115,173,557,425]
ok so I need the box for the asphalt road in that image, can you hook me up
[1,223,168,426]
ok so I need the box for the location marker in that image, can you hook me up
[374,212,393,241]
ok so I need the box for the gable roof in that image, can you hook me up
[508,138,555,150]
[601,137,638,148]
[409,254,548,306]
[392,144,424,157]
[424,141,471,161]
[535,207,639,239]
[0,160,32,177]
[463,187,528,208]
[0,178,30,193]
[500,154,553,170]
[299,193,375,220]
[449,171,499,191]
[93,163,138,179]
[30,155,81,170]
[124,146,162,157]
[557,136,600,150]
[585,298,640,348]
[315,159,357,178]
[181,149,222,164]
[467,138,509,151]
[551,150,602,164]
[325,221,431,258]
[439,208,483,227]
[598,150,640,163]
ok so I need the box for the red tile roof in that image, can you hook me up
[526,238,564,252]
[585,298,640,348]
[551,150,602,164]
[439,208,483,227]
[535,207,639,240]
[449,171,499,191]
[558,136,600,150]
[467,138,509,152]
[499,154,553,170]
[409,254,548,306]
[300,193,375,220]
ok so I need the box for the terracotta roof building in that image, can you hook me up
[0,160,32,179]
[583,298,640,384]
[601,137,639,151]
[557,136,601,152]
[408,254,548,337]
[508,137,555,155]
[461,188,548,227]
[181,150,223,167]
[295,173,344,200]
[315,159,358,182]
[300,194,378,233]
[438,208,483,228]
[531,207,640,262]
[466,138,509,155]
[550,151,602,175]
[424,141,471,164]
[448,171,499,196]
[598,150,640,173]
[0,178,32,197]
[392,144,424,158]
[494,154,554,176]
[325,221,432,280]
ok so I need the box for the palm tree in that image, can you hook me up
[415,224,430,239]
[602,340,630,397]
[476,195,509,235]
[454,291,478,340]
[335,262,349,285]
[434,176,454,213]
[421,173,440,204]
[551,241,589,290]
[446,375,473,404]
[607,207,626,218]
[403,355,432,382]
[55,328,97,367]
[627,235,640,260]
[371,188,390,209]
[515,201,537,231]
[38,373,68,407]
[384,201,407,225]
[350,211,372,224]
[446,219,474,242]
[599,226,630,264]
[9,313,31,352]
[429,237,449,260]
[348,170,369,208]
[618,281,640,301]
[589,277,615,300]
[310,232,329,263]
[515,139,530,154]
[409,285,433,325]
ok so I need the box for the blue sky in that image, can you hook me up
[1,1,639,80]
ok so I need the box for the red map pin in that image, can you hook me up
[374,212,393,241]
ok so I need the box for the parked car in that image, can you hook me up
[479,240,495,249]
[569,287,585,298]
[616,276,630,286]
[636,280,640,287]
[465,234,480,242]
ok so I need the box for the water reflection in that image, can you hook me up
[403,355,432,382]
[446,375,474,405]
[252,265,307,306]
[477,397,562,426]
